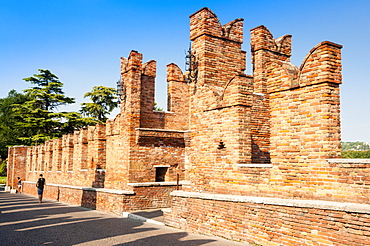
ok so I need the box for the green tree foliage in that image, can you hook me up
[0,70,113,160]
[58,111,96,134]
[154,102,163,111]
[12,69,76,144]
[341,150,370,158]
[341,142,370,158]
[0,90,31,159]
[341,141,370,151]
[80,86,118,123]
[0,160,6,176]
[10,69,97,146]
[23,69,75,111]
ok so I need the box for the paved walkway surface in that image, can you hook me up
[0,191,248,246]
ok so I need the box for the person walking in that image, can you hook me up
[36,174,45,203]
[17,177,22,193]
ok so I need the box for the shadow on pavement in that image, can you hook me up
[0,192,224,246]
[131,209,164,223]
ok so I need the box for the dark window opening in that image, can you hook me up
[155,167,168,182]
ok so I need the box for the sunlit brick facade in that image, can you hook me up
[8,7,370,245]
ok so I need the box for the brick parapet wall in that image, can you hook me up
[23,123,108,188]
[21,181,179,215]
[6,146,29,189]
[128,128,187,183]
[189,7,243,44]
[104,134,129,189]
[8,7,367,245]
[180,158,370,204]
[18,48,190,194]
[187,8,256,195]
[189,8,245,95]
[165,191,370,245]
[186,104,255,193]
[166,63,189,130]
[251,92,271,163]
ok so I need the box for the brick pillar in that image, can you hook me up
[167,63,189,130]
[250,25,293,164]
[45,140,53,172]
[6,146,29,189]
[53,138,62,171]
[140,60,156,128]
[119,51,144,183]
[62,134,74,172]
[186,8,252,192]
[94,124,106,170]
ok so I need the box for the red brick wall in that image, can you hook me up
[13,48,188,214]
[22,182,178,215]
[7,146,28,189]
[8,6,369,245]
[165,192,370,246]
[164,7,369,245]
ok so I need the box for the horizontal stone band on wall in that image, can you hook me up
[22,181,134,195]
[171,191,370,214]
[327,159,370,164]
[127,181,187,187]
[237,163,273,168]
[135,128,191,133]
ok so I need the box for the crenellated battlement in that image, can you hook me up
[251,25,342,94]
[190,7,243,43]
[251,25,292,57]
[120,50,142,74]
[8,8,366,245]
[299,41,342,86]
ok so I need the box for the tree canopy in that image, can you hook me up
[0,90,31,159]
[341,141,370,151]
[80,86,118,123]
[12,69,78,145]
[0,69,119,160]
[341,150,370,158]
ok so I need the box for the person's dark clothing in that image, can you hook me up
[36,178,45,190]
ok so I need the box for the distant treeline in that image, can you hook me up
[341,150,370,158]
[341,142,370,158]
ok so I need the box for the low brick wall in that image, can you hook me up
[128,182,181,210]
[22,181,180,215]
[164,191,370,245]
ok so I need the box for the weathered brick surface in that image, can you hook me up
[6,146,28,189]
[7,46,188,216]
[7,6,370,245]
[165,195,370,246]
[21,181,178,215]
[163,7,369,245]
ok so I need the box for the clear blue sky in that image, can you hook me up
[1,0,369,142]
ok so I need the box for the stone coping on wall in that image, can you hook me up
[153,110,174,114]
[327,159,370,164]
[135,128,190,133]
[127,181,188,187]
[170,191,370,214]
[237,163,273,168]
[22,181,134,195]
